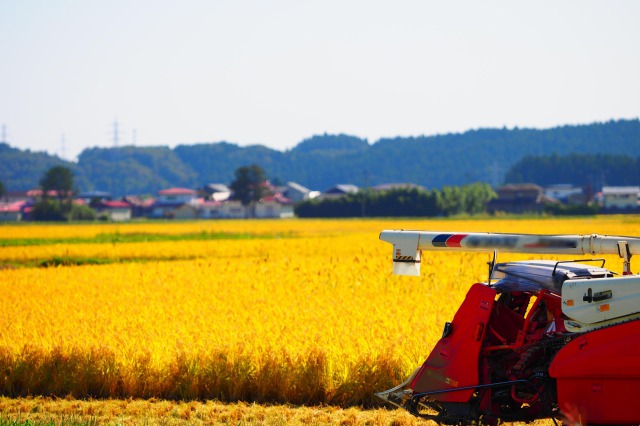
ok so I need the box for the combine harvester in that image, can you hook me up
[376,230,640,425]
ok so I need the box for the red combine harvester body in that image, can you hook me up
[376,231,640,425]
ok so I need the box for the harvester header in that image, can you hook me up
[379,230,640,276]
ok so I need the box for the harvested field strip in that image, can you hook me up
[0,397,555,426]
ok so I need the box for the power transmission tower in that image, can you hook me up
[111,118,123,147]
[108,118,124,166]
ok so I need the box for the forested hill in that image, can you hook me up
[1,119,639,196]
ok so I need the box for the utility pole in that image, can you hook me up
[1,124,6,143]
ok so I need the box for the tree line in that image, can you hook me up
[1,119,639,196]
[505,153,640,188]
[295,183,497,218]
[14,165,498,221]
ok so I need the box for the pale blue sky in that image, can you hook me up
[1,0,639,160]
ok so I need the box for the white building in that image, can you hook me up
[150,188,198,218]
[601,186,639,210]
[98,201,132,221]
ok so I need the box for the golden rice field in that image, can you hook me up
[1,216,640,425]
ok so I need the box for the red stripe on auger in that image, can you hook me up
[446,234,468,247]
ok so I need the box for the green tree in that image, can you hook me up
[463,182,497,214]
[40,165,74,200]
[32,198,66,221]
[69,204,97,221]
[229,164,270,218]
[0,180,5,201]
[34,166,75,221]
[437,186,465,216]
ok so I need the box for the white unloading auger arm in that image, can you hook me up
[379,230,640,276]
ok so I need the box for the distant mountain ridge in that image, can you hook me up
[1,119,639,196]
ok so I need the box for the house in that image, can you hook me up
[146,185,296,220]
[173,202,200,220]
[76,191,113,205]
[219,181,296,218]
[487,184,559,214]
[150,188,198,218]
[1,191,29,204]
[0,201,24,221]
[26,189,70,200]
[198,200,225,219]
[273,182,316,203]
[122,196,155,218]
[217,196,293,219]
[221,200,246,219]
[321,184,359,199]
[97,200,132,221]
[255,193,294,218]
[544,185,586,204]
[157,187,198,203]
[601,186,639,210]
[200,183,232,202]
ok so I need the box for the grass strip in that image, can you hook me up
[0,256,200,270]
[0,231,296,247]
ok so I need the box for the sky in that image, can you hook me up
[1,1,639,161]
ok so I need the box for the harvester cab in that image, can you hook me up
[377,230,640,425]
